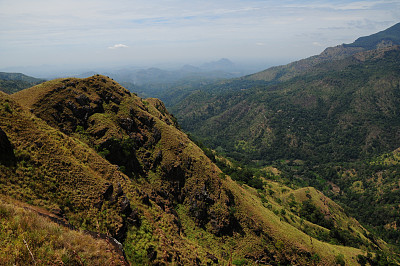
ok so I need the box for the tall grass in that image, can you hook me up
[0,199,125,265]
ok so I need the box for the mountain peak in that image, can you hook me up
[344,22,400,49]
[201,58,236,71]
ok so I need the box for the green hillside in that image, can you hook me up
[171,43,400,252]
[174,46,400,164]
[0,72,45,94]
[1,76,394,264]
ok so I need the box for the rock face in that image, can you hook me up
[0,127,15,166]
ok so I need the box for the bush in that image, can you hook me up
[335,254,345,266]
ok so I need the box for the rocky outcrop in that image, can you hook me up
[97,182,141,242]
[0,127,15,166]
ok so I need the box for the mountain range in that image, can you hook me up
[1,23,400,265]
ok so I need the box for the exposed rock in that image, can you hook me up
[102,183,113,200]
[147,246,157,261]
[206,253,218,264]
[118,117,137,132]
[141,194,152,206]
[0,128,15,166]
[75,94,90,106]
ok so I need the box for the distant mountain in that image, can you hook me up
[0,75,391,264]
[344,22,400,49]
[180,64,201,73]
[200,58,236,71]
[0,72,45,94]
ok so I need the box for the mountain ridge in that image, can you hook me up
[2,75,393,264]
[245,22,400,83]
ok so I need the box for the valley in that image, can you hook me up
[1,23,400,265]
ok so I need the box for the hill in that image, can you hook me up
[1,75,394,264]
[0,72,45,94]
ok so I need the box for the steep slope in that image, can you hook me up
[2,75,392,264]
[0,72,45,94]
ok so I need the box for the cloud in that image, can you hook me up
[1,0,400,69]
[108,44,129,49]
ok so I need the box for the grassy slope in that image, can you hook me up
[0,91,132,236]
[0,196,125,265]
[2,76,390,264]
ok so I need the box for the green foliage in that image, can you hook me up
[335,253,346,266]
[124,220,156,265]
[356,251,398,266]
[299,199,334,230]
[233,258,248,266]
[4,103,11,113]
[171,46,400,251]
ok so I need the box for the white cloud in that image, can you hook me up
[312,42,323,47]
[108,44,129,49]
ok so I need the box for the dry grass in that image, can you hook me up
[0,197,125,265]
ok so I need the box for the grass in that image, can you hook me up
[0,197,125,265]
[2,75,396,265]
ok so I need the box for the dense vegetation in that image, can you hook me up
[174,47,400,165]
[167,24,400,254]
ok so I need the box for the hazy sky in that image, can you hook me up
[1,0,399,71]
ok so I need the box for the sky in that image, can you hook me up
[1,0,399,74]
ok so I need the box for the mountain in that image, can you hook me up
[0,72,45,94]
[1,75,394,264]
[344,22,400,50]
[200,58,237,71]
[169,23,400,250]
[244,22,400,83]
